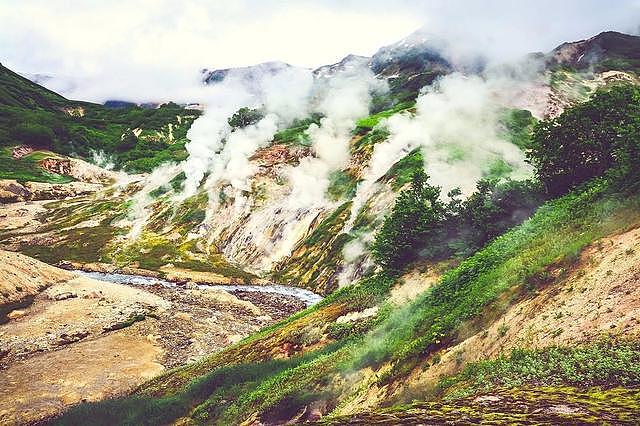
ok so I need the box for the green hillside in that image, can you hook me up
[0,63,200,174]
[53,83,640,425]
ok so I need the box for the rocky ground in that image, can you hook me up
[0,251,307,424]
[128,282,304,368]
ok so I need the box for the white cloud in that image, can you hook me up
[0,0,416,102]
[1,0,638,103]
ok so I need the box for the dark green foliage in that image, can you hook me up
[499,109,536,150]
[0,63,68,109]
[373,169,545,271]
[9,122,55,147]
[0,64,200,173]
[228,107,264,129]
[447,179,546,257]
[372,170,446,271]
[528,83,640,196]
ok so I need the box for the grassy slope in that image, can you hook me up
[0,64,200,174]
[0,147,74,183]
[53,176,640,424]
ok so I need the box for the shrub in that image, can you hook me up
[372,170,447,270]
[228,107,264,129]
[9,122,55,147]
[528,83,640,195]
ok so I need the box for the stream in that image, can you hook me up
[75,271,323,307]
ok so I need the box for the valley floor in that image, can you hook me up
[0,250,306,424]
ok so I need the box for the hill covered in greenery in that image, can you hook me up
[0,63,200,175]
[52,83,640,425]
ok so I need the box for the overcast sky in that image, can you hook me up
[1,0,639,103]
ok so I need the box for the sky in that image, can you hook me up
[1,0,639,103]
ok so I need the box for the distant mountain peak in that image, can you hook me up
[201,61,295,85]
[549,31,640,71]
[312,54,371,78]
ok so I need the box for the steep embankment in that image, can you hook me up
[0,250,73,309]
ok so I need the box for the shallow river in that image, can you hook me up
[75,270,323,306]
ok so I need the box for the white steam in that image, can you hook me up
[126,162,182,239]
[286,62,387,209]
[182,67,314,199]
[345,72,532,231]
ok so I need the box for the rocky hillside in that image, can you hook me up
[6,31,629,425]
[1,29,640,425]
[2,32,639,297]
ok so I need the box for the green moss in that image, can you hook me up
[326,170,358,201]
[384,147,424,190]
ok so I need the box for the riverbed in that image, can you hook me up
[75,270,323,306]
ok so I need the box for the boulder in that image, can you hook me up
[7,309,26,320]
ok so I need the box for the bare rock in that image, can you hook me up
[7,309,26,320]
[54,292,77,301]
[57,330,89,345]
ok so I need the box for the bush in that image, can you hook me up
[528,83,640,196]
[9,122,55,147]
[372,172,545,271]
[372,170,447,271]
[228,107,264,129]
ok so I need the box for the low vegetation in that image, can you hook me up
[0,64,200,173]
[48,70,640,426]
[439,340,640,399]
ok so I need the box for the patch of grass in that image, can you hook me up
[383,147,424,190]
[439,340,640,399]
[351,127,390,154]
[353,101,414,134]
[20,224,121,264]
[271,115,322,146]
[55,340,350,426]
[0,148,74,183]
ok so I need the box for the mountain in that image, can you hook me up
[201,60,297,96]
[312,54,370,78]
[1,30,640,424]
[548,31,640,72]
[0,62,70,110]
